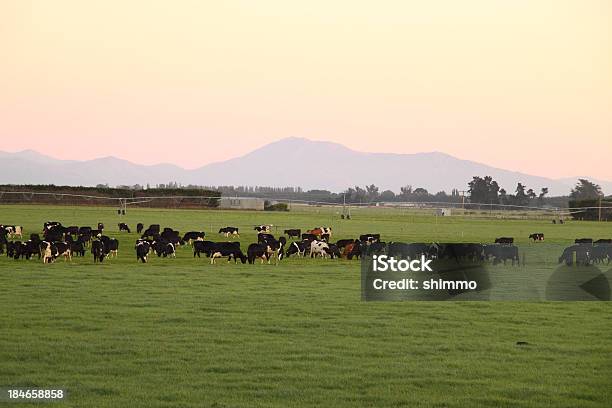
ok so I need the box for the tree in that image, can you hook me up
[539,187,548,199]
[514,183,529,207]
[468,176,500,204]
[365,184,380,201]
[570,179,602,200]
[380,190,396,201]
[526,188,536,200]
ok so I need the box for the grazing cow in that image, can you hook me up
[118,223,131,233]
[43,221,62,232]
[595,239,612,244]
[285,241,308,258]
[310,240,331,258]
[247,243,272,264]
[53,242,72,262]
[388,242,430,259]
[161,230,182,246]
[14,240,40,260]
[254,225,272,233]
[575,238,593,245]
[193,240,216,258]
[183,231,205,245]
[484,244,520,265]
[136,223,144,234]
[135,240,151,263]
[91,240,106,263]
[301,233,318,242]
[3,225,24,239]
[335,239,355,249]
[284,229,301,239]
[324,244,341,259]
[64,226,79,236]
[559,245,591,266]
[257,233,275,244]
[359,234,380,243]
[100,236,119,258]
[495,237,514,245]
[218,227,240,238]
[431,243,483,262]
[592,243,612,265]
[362,241,387,256]
[529,233,545,242]
[342,242,362,260]
[153,240,176,258]
[210,242,247,264]
[41,241,55,264]
[70,239,86,257]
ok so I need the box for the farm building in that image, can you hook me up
[218,197,265,211]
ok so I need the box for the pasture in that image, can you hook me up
[1,205,611,407]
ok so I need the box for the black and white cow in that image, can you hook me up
[135,240,151,263]
[529,233,545,241]
[100,236,119,258]
[118,223,131,233]
[183,231,205,245]
[193,240,216,258]
[210,242,247,264]
[153,239,175,258]
[219,227,240,238]
[254,225,272,233]
[310,240,331,258]
[285,241,309,258]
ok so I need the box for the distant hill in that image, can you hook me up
[1,138,610,196]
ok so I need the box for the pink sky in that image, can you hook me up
[1,1,610,179]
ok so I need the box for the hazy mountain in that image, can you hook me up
[0,138,610,196]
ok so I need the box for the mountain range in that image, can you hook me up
[0,137,609,196]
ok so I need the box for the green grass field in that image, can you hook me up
[1,205,611,407]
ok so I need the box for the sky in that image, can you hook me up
[0,0,610,179]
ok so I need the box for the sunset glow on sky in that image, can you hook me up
[1,1,610,178]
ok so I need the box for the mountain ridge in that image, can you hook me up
[0,138,610,196]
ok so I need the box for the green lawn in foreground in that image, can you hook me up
[0,205,611,407]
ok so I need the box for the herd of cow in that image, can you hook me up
[1,222,611,267]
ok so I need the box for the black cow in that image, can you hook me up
[210,242,246,264]
[529,233,544,241]
[97,223,104,232]
[247,243,272,264]
[559,245,591,266]
[91,240,105,263]
[575,238,593,245]
[495,237,514,245]
[301,233,317,241]
[193,240,216,258]
[70,239,86,257]
[118,223,131,233]
[359,234,380,243]
[284,229,301,239]
[66,226,79,236]
[136,223,144,234]
[324,244,341,259]
[388,242,430,259]
[219,227,240,238]
[485,244,519,265]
